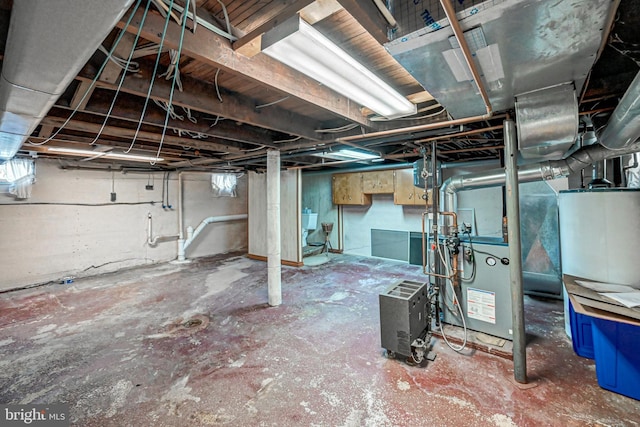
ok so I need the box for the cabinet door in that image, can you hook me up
[332,173,370,205]
[362,170,394,194]
[393,168,416,205]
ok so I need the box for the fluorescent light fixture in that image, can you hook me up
[337,149,379,160]
[47,147,163,162]
[312,149,380,161]
[262,17,416,119]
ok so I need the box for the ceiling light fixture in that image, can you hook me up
[312,149,380,161]
[262,16,417,120]
[46,147,164,162]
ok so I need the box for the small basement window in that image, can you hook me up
[0,158,36,199]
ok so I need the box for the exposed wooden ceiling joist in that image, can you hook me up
[118,9,376,128]
[336,0,389,44]
[232,0,315,56]
[69,89,278,148]
[77,63,323,141]
[40,117,243,155]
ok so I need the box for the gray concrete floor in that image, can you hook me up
[1,252,639,426]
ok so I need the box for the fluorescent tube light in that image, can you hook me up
[47,147,163,162]
[337,149,379,160]
[262,17,416,119]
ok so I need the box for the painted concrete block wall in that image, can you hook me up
[248,170,301,263]
[342,194,426,256]
[301,173,339,248]
[181,173,248,259]
[0,160,247,291]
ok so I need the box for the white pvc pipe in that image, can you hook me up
[180,214,248,257]
[147,212,180,246]
[267,149,282,306]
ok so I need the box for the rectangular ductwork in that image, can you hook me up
[0,0,135,162]
[386,0,613,120]
[515,83,579,161]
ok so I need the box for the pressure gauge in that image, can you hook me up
[485,257,497,266]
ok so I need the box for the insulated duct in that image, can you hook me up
[0,0,135,162]
[440,142,640,212]
[599,71,640,150]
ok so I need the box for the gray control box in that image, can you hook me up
[441,240,513,340]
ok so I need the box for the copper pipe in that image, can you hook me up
[337,114,503,144]
[422,212,458,284]
[439,0,493,116]
[439,211,459,287]
[414,124,504,145]
[421,212,455,279]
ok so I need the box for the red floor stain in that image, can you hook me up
[0,252,638,426]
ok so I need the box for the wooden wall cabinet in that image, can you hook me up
[332,173,371,205]
[331,168,431,206]
[394,168,431,206]
[362,170,394,194]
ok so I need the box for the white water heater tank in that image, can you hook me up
[559,189,640,285]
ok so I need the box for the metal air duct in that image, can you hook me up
[599,71,640,150]
[0,0,135,162]
[440,142,640,212]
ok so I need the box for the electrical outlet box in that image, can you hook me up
[145,185,154,190]
[110,192,117,202]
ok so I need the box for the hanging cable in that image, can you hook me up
[153,99,184,120]
[152,0,191,166]
[90,1,152,146]
[255,96,290,109]
[158,49,184,92]
[182,107,197,123]
[273,136,302,143]
[26,0,144,146]
[438,243,468,352]
[216,0,232,36]
[315,123,359,134]
[97,45,140,72]
[214,68,223,103]
[125,0,175,154]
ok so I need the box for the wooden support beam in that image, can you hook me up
[233,0,315,57]
[70,80,95,110]
[118,9,374,128]
[78,62,323,141]
[100,32,137,84]
[336,0,390,44]
[37,124,54,138]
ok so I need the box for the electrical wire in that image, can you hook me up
[370,107,447,122]
[152,0,191,166]
[97,45,140,72]
[26,0,144,147]
[90,2,152,146]
[438,243,467,352]
[216,0,232,36]
[255,96,290,109]
[315,123,359,134]
[460,231,477,282]
[273,136,302,143]
[214,68,223,103]
[126,0,175,154]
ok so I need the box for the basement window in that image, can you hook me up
[0,158,36,199]
[211,173,237,197]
